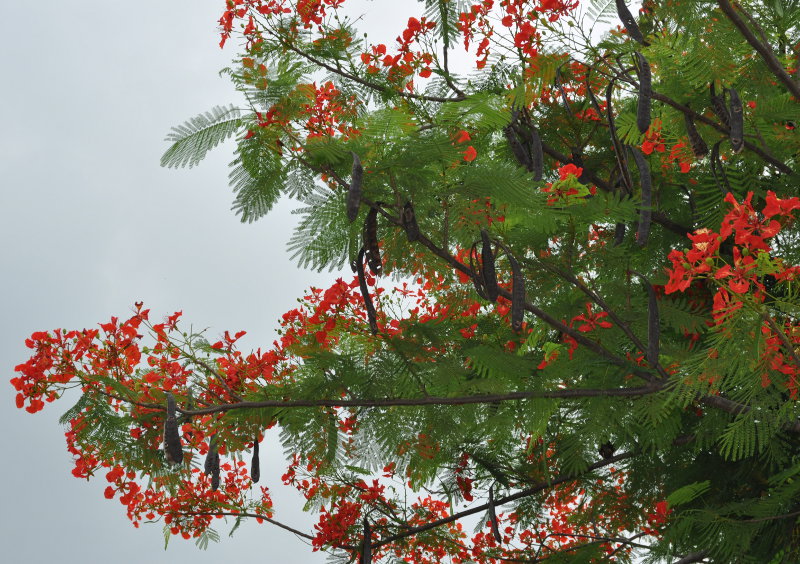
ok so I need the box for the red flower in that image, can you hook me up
[558,163,582,180]
[463,146,477,162]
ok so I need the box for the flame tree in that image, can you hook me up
[12,0,800,561]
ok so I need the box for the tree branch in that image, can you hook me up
[373,451,635,548]
[179,386,657,416]
[717,0,800,101]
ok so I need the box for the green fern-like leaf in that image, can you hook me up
[161,105,242,169]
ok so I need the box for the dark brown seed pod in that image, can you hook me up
[504,122,531,171]
[211,463,220,491]
[360,517,372,564]
[628,146,651,247]
[468,243,489,301]
[606,81,634,195]
[480,229,499,303]
[363,208,382,275]
[401,201,420,242]
[527,124,544,181]
[204,435,221,491]
[684,111,709,157]
[488,487,502,544]
[347,153,363,222]
[507,248,525,332]
[355,247,379,335]
[709,82,730,127]
[599,441,616,460]
[635,52,652,134]
[613,222,626,246]
[251,438,261,484]
[632,270,660,365]
[162,392,183,465]
[728,87,744,154]
[204,435,218,476]
[615,0,645,43]
[555,65,572,115]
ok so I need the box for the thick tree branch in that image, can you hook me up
[179,386,657,416]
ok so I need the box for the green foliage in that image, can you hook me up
[161,105,241,169]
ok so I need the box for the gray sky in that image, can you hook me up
[0,1,375,561]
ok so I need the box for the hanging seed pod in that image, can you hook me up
[507,248,526,332]
[488,487,502,544]
[635,52,652,134]
[684,111,709,157]
[480,229,499,302]
[709,82,730,127]
[162,392,183,465]
[355,247,379,335]
[401,201,420,242]
[504,122,532,171]
[613,222,626,246]
[360,517,372,564]
[251,438,261,484]
[204,435,218,476]
[363,207,382,275]
[615,0,645,44]
[468,243,489,301]
[728,87,744,154]
[632,270,660,365]
[347,153,363,222]
[555,65,572,115]
[628,146,652,247]
[528,125,543,181]
[599,441,616,460]
[211,463,220,491]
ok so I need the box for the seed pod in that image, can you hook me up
[363,208,382,275]
[709,82,730,127]
[347,153,363,222]
[251,438,261,484]
[615,0,645,44]
[468,243,489,300]
[211,463,220,491]
[528,125,543,181]
[635,52,651,134]
[599,441,615,460]
[628,146,651,247]
[204,435,218,476]
[355,247,379,335]
[480,229,499,302]
[488,487,502,544]
[684,111,709,157]
[360,517,372,564]
[507,248,526,332]
[162,392,183,465]
[504,122,531,171]
[555,66,572,115]
[613,222,626,246]
[401,201,420,242]
[728,87,744,154]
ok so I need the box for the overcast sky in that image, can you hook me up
[0,1,414,561]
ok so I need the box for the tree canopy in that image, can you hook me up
[12,0,800,561]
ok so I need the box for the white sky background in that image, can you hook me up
[0,1,627,562]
